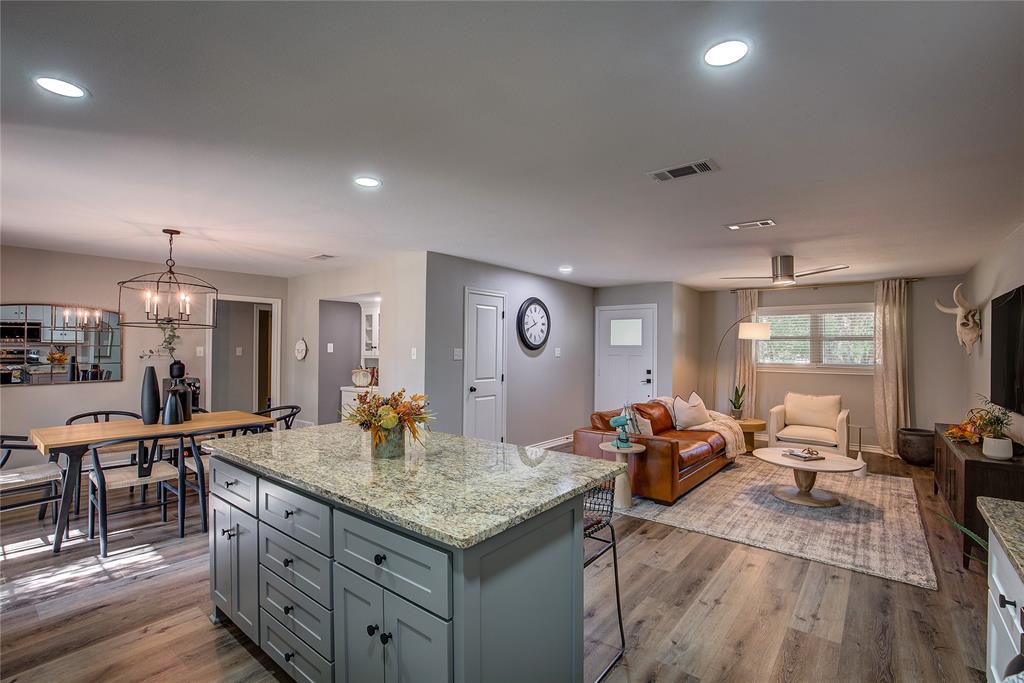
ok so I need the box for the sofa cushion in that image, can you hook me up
[677,440,713,469]
[671,392,712,429]
[621,406,654,436]
[659,429,727,453]
[777,424,840,447]
[633,401,674,434]
[784,392,841,430]
[590,409,620,431]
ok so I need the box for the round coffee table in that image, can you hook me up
[737,418,767,454]
[598,441,646,509]
[752,447,862,508]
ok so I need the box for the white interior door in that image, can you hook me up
[463,290,505,442]
[595,305,656,410]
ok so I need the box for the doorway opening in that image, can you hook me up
[204,294,281,412]
[319,292,381,425]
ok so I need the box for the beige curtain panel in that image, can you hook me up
[873,279,910,455]
[735,289,758,419]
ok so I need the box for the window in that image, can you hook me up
[754,303,875,372]
[609,318,642,346]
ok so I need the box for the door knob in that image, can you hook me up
[469,386,477,393]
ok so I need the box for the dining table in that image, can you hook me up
[30,410,275,552]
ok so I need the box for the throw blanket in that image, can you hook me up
[694,411,747,461]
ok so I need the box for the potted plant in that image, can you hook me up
[728,384,746,419]
[342,389,432,459]
[976,396,1014,460]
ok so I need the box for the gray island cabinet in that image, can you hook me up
[205,423,624,683]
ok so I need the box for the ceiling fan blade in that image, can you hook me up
[794,264,850,278]
[719,276,774,280]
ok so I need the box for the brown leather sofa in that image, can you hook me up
[573,401,729,504]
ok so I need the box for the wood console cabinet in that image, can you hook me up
[934,424,1024,568]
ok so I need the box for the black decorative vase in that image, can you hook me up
[67,356,78,382]
[141,366,160,425]
[162,390,183,425]
[169,359,185,380]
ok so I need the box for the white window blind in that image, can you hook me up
[754,303,875,372]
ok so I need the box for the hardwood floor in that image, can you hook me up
[1,454,986,682]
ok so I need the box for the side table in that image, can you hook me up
[737,418,767,454]
[598,441,646,509]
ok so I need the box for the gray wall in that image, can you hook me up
[593,283,674,396]
[965,223,1024,442]
[211,300,256,412]
[699,276,969,449]
[317,300,362,424]
[424,252,595,445]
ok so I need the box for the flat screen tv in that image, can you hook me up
[991,283,1024,415]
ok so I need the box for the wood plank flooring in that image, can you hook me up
[0,454,986,682]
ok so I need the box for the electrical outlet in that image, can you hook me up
[327,342,334,353]
[195,346,204,357]
[555,347,562,358]
[410,347,417,360]
[453,347,463,361]
[235,346,243,357]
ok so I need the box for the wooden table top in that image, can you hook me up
[737,418,767,432]
[30,410,275,453]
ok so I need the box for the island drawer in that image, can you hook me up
[259,566,333,661]
[261,609,333,683]
[260,522,332,607]
[258,479,332,556]
[333,509,451,619]
[210,458,258,516]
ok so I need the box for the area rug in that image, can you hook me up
[622,458,938,590]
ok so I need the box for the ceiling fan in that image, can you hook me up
[721,255,849,286]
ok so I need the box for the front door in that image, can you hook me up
[463,290,505,442]
[595,305,655,410]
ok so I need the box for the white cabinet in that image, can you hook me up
[361,305,380,359]
[340,386,378,417]
[987,529,1023,682]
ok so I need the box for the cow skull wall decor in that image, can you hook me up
[935,283,982,355]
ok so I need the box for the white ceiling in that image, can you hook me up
[2,2,1022,289]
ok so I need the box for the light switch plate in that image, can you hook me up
[327,342,334,353]
[410,347,417,360]
[195,346,204,357]
[235,346,243,356]
[555,347,562,358]
[453,347,463,361]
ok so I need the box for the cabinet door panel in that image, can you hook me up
[334,563,385,683]
[383,592,452,683]
[209,495,233,616]
[233,505,261,643]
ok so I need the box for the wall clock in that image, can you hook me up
[517,297,550,350]
[294,338,308,360]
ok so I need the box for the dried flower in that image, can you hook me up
[342,389,433,445]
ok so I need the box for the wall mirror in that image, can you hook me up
[0,304,123,386]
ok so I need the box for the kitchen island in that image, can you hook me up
[204,423,624,683]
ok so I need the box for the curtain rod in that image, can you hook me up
[728,277,920,293]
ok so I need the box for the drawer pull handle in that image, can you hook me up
[283,605,293,615]
[379,632,393,645]
[373,553,387,566]
[220,527,235,539]
[283,558,294,568]
[366,624,379,637]
[284,652,294,662]
[283,509,294,518]
[223,480,236,488]
[999,594,1018,609]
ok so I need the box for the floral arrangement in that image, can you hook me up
[945,395,1014,444]
[343,389,432,446]
[46,349,69,365]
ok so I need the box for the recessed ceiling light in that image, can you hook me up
[558,265,574,275]
[704,40,749,67]
[354,176,382,188]
[35,77,87,98]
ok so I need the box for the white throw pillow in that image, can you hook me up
[784,392,841,430]
[672,392,712,429]
[621,406,654,436]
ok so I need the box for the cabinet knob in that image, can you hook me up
[283,605,293,615]
[366,624,380,637]
[284,652,294,662]
[223,480,236,488]
[283,509,294,518]
[283,558,293,568]
[373,553,387,566]
[468,386,477,393]
[379,632,393,645]
[999,594,1018,609]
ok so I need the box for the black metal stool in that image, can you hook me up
[583,478,625,682]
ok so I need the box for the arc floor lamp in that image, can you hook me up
[711,317,771,410]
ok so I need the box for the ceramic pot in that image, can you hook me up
[982,436,1013,461]
[169,359,186,380]
[897,428,935,466]
[371,427,405,459]
[141,366,161,425]
[730,408,742,419]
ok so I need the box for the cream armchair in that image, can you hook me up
[768,392,850,456]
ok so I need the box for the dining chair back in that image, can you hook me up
[66,410,142,425]
[255,405,301,430]
[0,434,63,522]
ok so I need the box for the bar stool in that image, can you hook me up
[583,478,625,682]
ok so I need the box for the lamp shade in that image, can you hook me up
[738,322,771,340]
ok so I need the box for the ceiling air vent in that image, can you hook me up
[308,254,336,261]
[725,218,777,231]
[647,158,720,183]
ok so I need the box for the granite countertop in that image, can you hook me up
[206,423,625,549]
[977,496,1024,583]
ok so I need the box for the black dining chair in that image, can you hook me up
[65,411,143,514]
[86,433,188,558]
[255,405,301,430]
[0,434,63,522]
[583,479,625,683]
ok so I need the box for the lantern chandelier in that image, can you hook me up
[117,229,218,329]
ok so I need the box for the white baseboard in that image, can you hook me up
[528,435,574,450]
